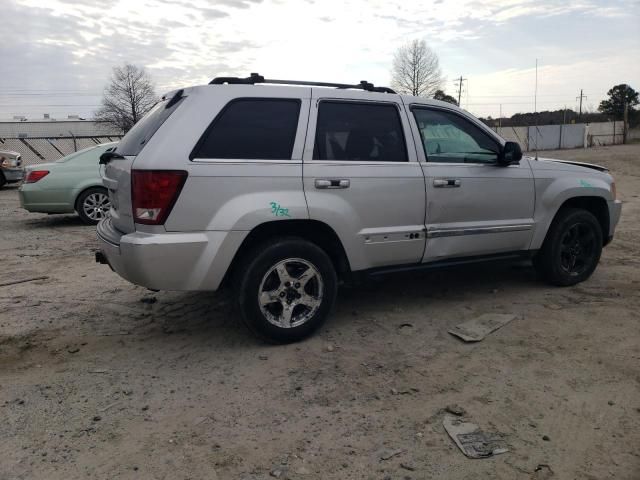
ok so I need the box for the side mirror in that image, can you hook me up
[498,141,522,166]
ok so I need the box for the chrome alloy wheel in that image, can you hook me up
[83,192,111,221]
[258,258,324,328]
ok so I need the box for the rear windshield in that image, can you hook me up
[115,95,184,156]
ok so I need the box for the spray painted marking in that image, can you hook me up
[270,202,291,217]
[580,180,594,188]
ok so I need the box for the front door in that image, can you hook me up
[407,105,535,262]
[303,91,426,271]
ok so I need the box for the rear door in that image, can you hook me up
[103,94,184,233]
[302,90,426,271]
[407,104,535,261]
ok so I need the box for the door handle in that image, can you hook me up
[315,179,350,189]
[433,178,461,188]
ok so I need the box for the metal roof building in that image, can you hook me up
[0,120,122,138]
[0,120,123,166]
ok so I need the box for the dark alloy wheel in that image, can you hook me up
[534,208,603,286]
[558,222,597,277]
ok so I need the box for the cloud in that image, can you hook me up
[199,7,229,19]
[0,0,638,120]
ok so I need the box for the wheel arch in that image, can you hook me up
[220,219,352,289]
[535,195,610,249]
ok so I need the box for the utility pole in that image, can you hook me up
[623,101,629,144]
[576,89,587,119]
[534,59,539,158]
[454,76,467,106]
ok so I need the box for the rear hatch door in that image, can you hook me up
[102,91,186,234]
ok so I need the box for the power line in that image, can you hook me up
[0,104,101,107]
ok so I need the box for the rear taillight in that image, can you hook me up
[131,170,187,225]
[24,170,49,183]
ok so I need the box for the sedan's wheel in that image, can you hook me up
[534,208,603,286]
[77,187,111,225]
[235,238,337,343]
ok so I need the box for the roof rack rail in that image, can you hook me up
[209,73,396,94]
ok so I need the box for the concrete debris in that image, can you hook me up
[443,415,508,459]
[445,404,466,416]
[449,314,518,342]
[379,448,405,461]
[532,464,554,479]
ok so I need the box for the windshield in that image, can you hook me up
[115,94,184,156]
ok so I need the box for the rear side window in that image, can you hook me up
[192,98,301,160]
[115,94,184,156]
[313,101,408,162]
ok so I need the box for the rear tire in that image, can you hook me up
[0,172,6,189]
[76,187,110,225]
[234,237,338,343]
[534,208,603,286]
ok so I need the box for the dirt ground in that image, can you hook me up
[1,144,639,480]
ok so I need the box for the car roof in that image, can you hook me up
[0,150,21,158]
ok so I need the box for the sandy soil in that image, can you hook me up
[1,144,639,480]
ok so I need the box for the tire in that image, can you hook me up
[234,237,338,343]
[76,187,111,225]
[534,208,603,286]
[0,172,6,189]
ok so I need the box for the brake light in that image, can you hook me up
[24,170,49,183]
[131,170,187,225]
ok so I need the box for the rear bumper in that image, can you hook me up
[96,218,247,291]
[18,187,74,213]
[2,167,24,183]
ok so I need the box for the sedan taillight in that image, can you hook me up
[24,170,49,183]
[131,170,187,225]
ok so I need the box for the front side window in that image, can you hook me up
[412,108,499,163]
[193,98,300,160]
[313,101,408,162]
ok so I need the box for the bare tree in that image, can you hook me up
[391,39,443,97]
[95,64,158,133]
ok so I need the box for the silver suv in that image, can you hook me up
[96,74,622,343]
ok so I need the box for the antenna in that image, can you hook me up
[534,59,539,160]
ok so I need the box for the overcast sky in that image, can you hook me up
[1,0,639,120]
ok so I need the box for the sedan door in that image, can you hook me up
[302,91,426,271]
[407,104,535,262]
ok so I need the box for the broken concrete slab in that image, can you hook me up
[448,313,518,342]
[443,415,509,458]
[379,448,405,461]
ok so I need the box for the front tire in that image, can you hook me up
[76,187,110,225]
[234,238,338,343]
[534,208,603,286]
[0,172,6,189]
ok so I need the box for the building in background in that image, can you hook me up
[0,117,123,166]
